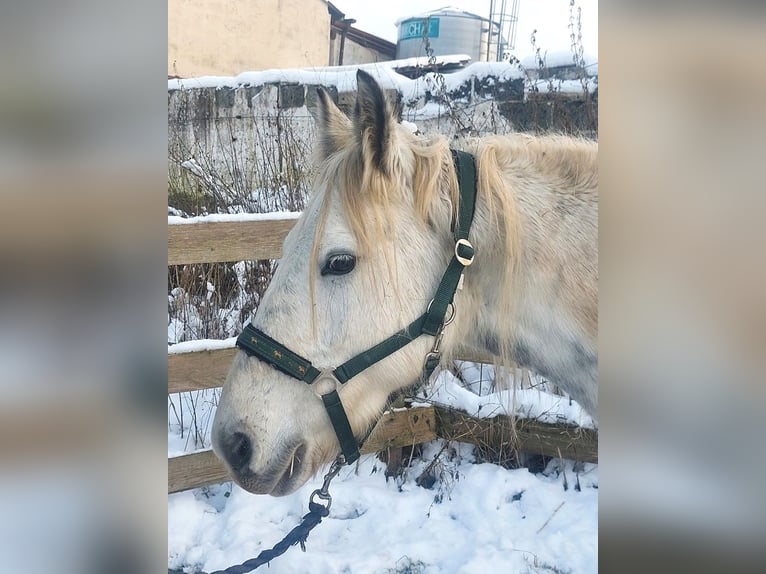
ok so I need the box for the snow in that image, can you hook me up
[168,442,597,573]
[401,120,419,134]
[532,78,598,95]
[168,337,236,354]
[168,212,302,226]
[389,53,472,69]
[168,387,220,456]
[168,363,597,573]
[168,63,408,93]
[169,55,470,92]
[520,51,598,71]
[419,365,596,429]
[168,52,596,101]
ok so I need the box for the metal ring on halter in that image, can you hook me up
[426,300,456,326]
[312,369,339,398]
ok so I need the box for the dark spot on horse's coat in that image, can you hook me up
[571,341,597,370]
[512,340,532,368]
[514,341,559,384]
[481,332,502,356]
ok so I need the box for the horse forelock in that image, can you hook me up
[312,128,459,257]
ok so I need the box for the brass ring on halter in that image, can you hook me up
[455,238,475,266]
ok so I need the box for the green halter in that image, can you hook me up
[236,150,477,465]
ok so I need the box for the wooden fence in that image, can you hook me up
[167,214,597,493]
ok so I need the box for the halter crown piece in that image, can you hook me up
[236,150,477,465]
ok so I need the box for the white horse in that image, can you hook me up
[212,70,598,496]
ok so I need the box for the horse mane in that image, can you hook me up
[310,126,597,366]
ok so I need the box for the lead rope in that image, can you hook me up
[168,457,345,574]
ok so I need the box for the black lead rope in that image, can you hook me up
[168,459,344,574]
[168,504,326,574]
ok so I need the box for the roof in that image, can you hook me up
[333,23,396,56]
[328,2,395,57]
[327,1,345,21]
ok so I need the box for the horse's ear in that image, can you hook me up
[354,69,395,174]
[312,87,352,160]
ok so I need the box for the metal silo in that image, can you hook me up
[395,7,495,62]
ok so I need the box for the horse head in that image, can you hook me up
[212,70,459,495]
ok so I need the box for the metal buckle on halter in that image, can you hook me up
[313,369,339,398]
[455,238,475,266]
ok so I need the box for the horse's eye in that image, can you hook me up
[321,253,356,276]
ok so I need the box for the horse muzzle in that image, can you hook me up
[213,422,309,496]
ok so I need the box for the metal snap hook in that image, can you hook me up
[309,455,345,511]
[309,488,332,510]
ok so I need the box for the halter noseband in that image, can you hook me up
[235,150,477,465]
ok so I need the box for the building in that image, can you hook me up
[396,7,500,63]
[169,0,394,78]
[328,3,396,66]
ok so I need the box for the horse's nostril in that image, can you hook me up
[223,431,252,473]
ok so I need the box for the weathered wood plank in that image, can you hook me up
[168,406,597,493]
[168,346,500,394]
[361,406,437,454]
[168,218,296,265]
[168,407,437,493]
[168,347,238,394]
[434,406,598,464]
[168,449,231,494]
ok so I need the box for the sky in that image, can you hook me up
[330,0,598,61]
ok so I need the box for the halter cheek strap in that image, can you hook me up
[235,150,477,465]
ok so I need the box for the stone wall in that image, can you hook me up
[168,63,597,213]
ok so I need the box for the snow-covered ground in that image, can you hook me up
[168,360,598,573]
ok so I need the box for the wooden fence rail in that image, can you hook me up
[169,407,438,493]
[167,215,598,494]
[168,347,238,394]
[169,406,597,493]
[168,214,298,265]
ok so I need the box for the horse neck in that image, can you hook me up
[446,183,520,361]
[445,141,598,365]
